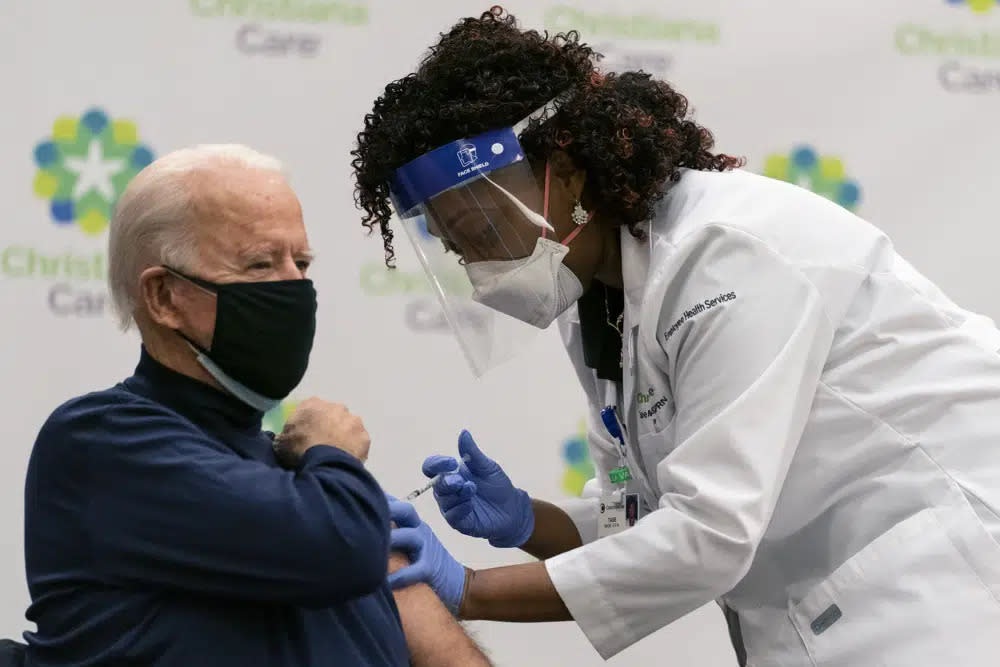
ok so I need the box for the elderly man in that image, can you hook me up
[22,145,489,666]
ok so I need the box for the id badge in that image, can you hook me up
[598,492,642,538]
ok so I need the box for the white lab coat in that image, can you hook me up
[546,168,1000,666]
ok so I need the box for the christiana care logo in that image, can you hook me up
[543,5,719,78]
[544,6,719,43]
[895,2,1000,93]
[946,0,999,13]
[189,0,369,58]
[33,108,154,236]
[4,107,154,317]
[763,145,862,212]
[561,420,595,497]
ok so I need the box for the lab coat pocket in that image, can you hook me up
[634,383,675,438]
[632,424,677,507]
[788,507,1000,667]
[636,426,674,471]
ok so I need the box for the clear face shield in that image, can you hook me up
[389,100,589,377]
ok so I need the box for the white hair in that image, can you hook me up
[108,143,285,330]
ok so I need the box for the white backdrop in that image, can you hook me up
[2,1,999,665]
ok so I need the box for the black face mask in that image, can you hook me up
[164,267,317,405]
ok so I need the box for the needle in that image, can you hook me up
[404,454,472,501]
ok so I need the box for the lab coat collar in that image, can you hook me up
[621,173,698,315]
[620,221,653,319]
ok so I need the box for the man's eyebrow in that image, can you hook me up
[236,242,279,259]
[234,243,315,261]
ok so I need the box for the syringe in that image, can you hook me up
[404,454,472,501]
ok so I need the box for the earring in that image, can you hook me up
[571,201,589,226]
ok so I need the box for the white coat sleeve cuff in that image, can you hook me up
[553,496,599,545]
[546,547,636,660]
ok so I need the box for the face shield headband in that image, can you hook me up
[388,96,566,219]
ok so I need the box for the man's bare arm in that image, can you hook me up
[389,553,492,666]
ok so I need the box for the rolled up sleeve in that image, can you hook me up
[85,403,391,607]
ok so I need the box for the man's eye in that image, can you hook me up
[296,260,311,271]
[248,261,272,270]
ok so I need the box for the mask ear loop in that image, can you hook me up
[480,172,554,233]
[559,212,592,245]
[542,161,552,241]
[162,265,218,297]
[542,160,594,246]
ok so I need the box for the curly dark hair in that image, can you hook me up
[352,6,744,267]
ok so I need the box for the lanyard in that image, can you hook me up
[598,369,657,504]
[600,404,632,485]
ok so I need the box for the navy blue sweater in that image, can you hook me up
[23,349,409,666]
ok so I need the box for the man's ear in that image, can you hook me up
[139,266,184,329]
[548,150,587,203]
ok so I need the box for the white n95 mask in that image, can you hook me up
[465,237,584,329]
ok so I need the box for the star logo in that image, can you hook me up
[763,145,862,212]
[65,139,126,201]
[32,107,155,236]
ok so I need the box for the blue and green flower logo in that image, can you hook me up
[32,107,155,236]
[763,145,861,212]
[946,0,998,14]
[561,420,595,496]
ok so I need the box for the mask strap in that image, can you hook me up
[559,213,593,246]
[160,265,215,355]
[480,173,554,233]
[541,160,594,246]
[542,161,553,240]
[195,352,281,412]
[162,265,217,296]
[177,331,210,357]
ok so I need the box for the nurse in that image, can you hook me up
[352,7,1000,665]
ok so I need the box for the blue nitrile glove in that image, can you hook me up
[386,495,467,615]
[422,430,534,548]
